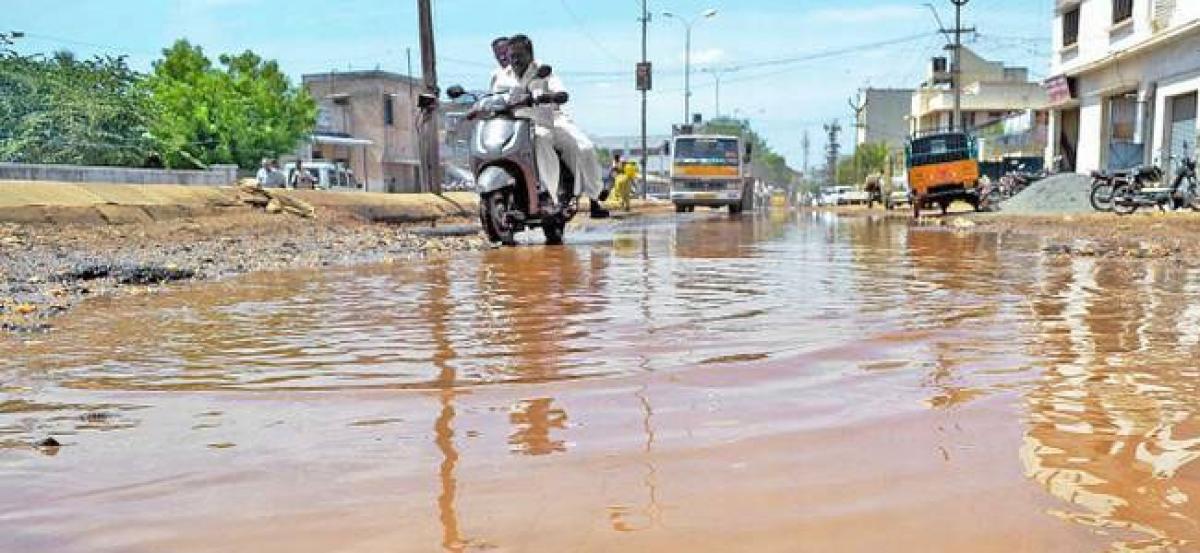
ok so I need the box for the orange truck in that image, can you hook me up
[905,131,982,216]
[669,134,753,214]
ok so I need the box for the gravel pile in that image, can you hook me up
[1000,173,1094,214]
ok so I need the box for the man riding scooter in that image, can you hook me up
[495,35,608,218]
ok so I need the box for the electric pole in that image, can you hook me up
[823,120,841,187]
[801,130,811,180]
[640,1,649,199]
[417,0,442,194]
[849,91,868,186]
[949,0,973,131]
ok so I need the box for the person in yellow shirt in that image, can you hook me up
[608,161,638,212]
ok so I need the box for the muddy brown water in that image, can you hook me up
[3,212,1199,552]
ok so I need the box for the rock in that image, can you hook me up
[265,199,283,214]
[948,217,976,229]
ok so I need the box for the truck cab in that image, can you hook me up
[669,134,752,214]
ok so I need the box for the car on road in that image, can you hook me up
[283,161,361,190]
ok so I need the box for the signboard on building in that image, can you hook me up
[1043,75,1074,104]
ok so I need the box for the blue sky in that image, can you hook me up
[5,0,1053,167]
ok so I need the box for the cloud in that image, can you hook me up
[689,48,725,65]
[809,5,924,24]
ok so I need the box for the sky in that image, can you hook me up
[4,0,1054,169]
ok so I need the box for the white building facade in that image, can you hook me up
[1046,0,1200,173]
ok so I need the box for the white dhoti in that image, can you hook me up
[533,125,561,201]
[551,116,602,199]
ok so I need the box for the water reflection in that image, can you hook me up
[1022,255,1200,550]
[5,214,1200,551]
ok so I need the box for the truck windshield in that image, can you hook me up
[907,133,975,168]
[674,138,740,166]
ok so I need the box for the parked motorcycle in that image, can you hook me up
[1105,157,1200,215]
[446,67,576,246]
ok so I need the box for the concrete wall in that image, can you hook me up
[859,89,913,148]
[1054,0,1200,76]
[0,163,238,186]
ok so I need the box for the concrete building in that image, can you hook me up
[301,71,422,193]
[1045,0,1200,173]
[855,88,913,148]
[910,48,1050,137]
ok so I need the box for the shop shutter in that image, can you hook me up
[1168,93,1197,176]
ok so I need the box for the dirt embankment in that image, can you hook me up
[0,183,487,333]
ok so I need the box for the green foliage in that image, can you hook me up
[836,142,890,185]
[147,40,316,169]
[0,52,156,166]
[699,116,796,185]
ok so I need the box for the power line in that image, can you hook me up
[557,0,625,64]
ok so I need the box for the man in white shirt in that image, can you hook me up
[500,35,608,217]
[487,36,509,92]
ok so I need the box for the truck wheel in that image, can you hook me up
[729,203,743,215]
[912,197,922,218]
[938,200,951,215]
[675,204,687,213]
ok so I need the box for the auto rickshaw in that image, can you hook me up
[905,131,982,217]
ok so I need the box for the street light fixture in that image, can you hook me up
[701,66,738,119]
[662,8,718,126]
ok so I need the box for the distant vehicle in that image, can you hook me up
[283,161,361,190]
[884,181,912,210]
[835,185,870,205]
[905,131,982,216]
[668,134,753,214]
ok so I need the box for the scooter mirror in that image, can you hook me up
[536,65,553,79]
[446,85,466,99]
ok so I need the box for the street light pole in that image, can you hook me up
[663,9,717,126]
[702,67,736,118]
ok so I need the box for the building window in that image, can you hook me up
[1063,7,1080,47]
[384,95,395,126]
[1113,0,1133,24]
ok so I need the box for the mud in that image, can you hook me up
[0,212,485,333]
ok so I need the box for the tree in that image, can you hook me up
[837,142,891,185]
[0,52,156,166]
[146,40,316,169]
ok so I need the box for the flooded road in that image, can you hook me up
[3,212,1199,552]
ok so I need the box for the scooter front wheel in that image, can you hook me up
[484,191,517,246]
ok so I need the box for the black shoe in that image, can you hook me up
[589,202,610,218]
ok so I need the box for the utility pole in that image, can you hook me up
[949,0,973,131]
[640,1,649,199]
[417,0,442,194]
[849,91,868,185]
[801,130,811,179]
[823,120,841,187]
